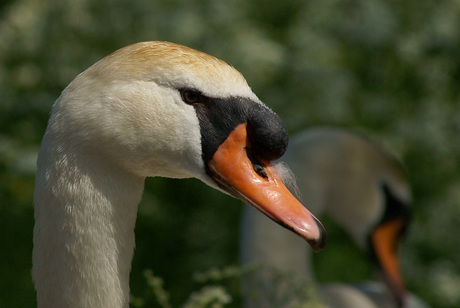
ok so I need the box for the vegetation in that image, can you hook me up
[1,0,459,307]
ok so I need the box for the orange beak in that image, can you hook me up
[370,218,407,306]
[208,123,326,251]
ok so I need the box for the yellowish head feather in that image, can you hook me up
[82,41,252,98]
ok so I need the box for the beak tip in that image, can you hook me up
[310,216,327,251]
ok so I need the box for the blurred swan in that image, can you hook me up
[241,127,429,308]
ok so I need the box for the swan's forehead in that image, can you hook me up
[94,41,256,99]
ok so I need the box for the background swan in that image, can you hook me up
[32,41,326,308]
[242,127,428,308]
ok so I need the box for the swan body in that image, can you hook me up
[242,128,427,307]
[33,41,326,308]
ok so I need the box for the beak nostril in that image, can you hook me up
[253,164,267,178]
[245,147,268,178]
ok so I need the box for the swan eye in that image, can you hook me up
[180,89,200,105]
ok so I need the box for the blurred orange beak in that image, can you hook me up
[208,123,326,251]
[371,218,407,307]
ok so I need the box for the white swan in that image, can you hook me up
[242,128,428,308]
[32,41,326,308]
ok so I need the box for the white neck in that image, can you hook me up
[33,141,145,308]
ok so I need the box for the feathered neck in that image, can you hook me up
[33,134,145,307]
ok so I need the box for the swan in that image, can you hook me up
[32,41,326,308]
[241,128,428,308]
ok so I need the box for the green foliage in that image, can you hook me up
[1,0,460,307]
[182,286,232,308]
[142,270,172,308]
[131,265,326,308]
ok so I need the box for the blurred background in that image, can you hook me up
[1,0,459,307]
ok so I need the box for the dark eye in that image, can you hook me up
[181,89,200,104]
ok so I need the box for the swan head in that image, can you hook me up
[46,41,326,250]
[367,183,411,307]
